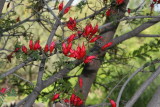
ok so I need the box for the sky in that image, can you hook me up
[66,0,82,5]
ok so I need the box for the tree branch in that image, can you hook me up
[125,65,160,107]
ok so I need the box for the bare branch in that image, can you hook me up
[125,66,160,107]
[116,59,160,107]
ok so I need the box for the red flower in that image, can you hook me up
[83,55,96,63]
[58,2,63,12]
[91,24,98,35]
[50,42,55,54]
[67,34,76,43]
[83,24,93,37]
[101,42,113,50]
[34,40,41,50]
[29,40,33,50]
[52,93,60,101]
[106,9,111,16]
[127,8,131,14]
[0,88,7,94]
[76,43,86,59]
[22,46,27,54]
[64,99,70,103]
[116,0,124,5]
[64,7,71,14]
[70,94,83,106]
[62,42,72,56]
[44,44,49,53]
[66,17,76,30]
[110,99,116,107]
[89,35,102,43]
[153,0,157,2]
[78,77,83,88]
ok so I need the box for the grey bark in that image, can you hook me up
[147,86,160,107]
[125,66,160,107]
[0,0,6,15]
[74,1,130,106]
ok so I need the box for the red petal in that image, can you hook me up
[78,77,83,88]
[29,40,33,50]
[83,56,96,63]
[59,2,63,12]
[22,46,27,54]
[0,88,7,93]
[110,99,116,107]
[127,8,131,14]
[64,7,71,14]
[50,42,55,54]
[116,0,124,5]
[64,99,70,103]
[44,44,49,53]
[101,42,113,50]
[106,9,111,16]
[52,93,60,101]
[89,36,102,43]
[67,34,76,43]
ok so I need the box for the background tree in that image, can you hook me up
[0,0,160,107]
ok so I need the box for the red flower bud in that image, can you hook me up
[116,0,124,5]
[52,93,60,101]
[66,17,76,30]
[29,40,33,50]
[67,34,76,43]
[50,41,55,54]
[34,40,41,50]
[127,8,131,14]
[110,99,116,107]
[78,77,83,88]
[89,35,102,43]
[58,2,63,12]
[64,7,71,14]
[44,44,49,53]
[64,99,70,103]
[106,9,111,17]
[22,46,27,54]
[0,88,7,94]
[101,42,113,50]
[83,55,96,63]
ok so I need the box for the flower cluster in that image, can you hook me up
[62,41,96,63]
[69,94,83,106]
[21,40,55,54]
[7,40,55,62]
[0,88,7,94]
[66,17,77,31]
[58,2,71,14]
[51,93,83,106]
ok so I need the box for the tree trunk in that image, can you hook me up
[147,86,160,107]
[74,1,130,106]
